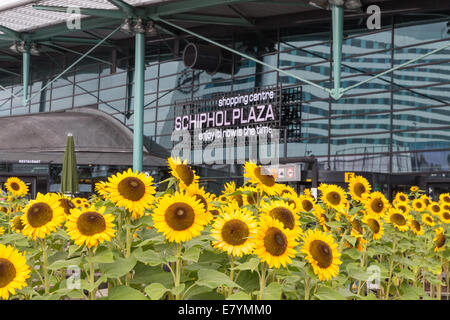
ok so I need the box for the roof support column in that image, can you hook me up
[23,43,30,106]
[132,30,145,172]
[331,4,343,100]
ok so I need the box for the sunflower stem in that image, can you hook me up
[125,213,132,286]
[175,243,183,300]
[385,234,397,300]
[40,238,50,295]
[258,262,267,300]
[304,276,311,300]
[227,255,235,298]
[88,247,96,300]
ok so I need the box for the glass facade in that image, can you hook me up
[0,15,449,182]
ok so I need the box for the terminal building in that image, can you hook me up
[0,0,449,199]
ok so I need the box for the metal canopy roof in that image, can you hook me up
[0,107,167,166]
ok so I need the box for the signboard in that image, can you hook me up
[345,172,355,183]
[262,164,301,182]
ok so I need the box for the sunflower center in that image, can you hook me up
[443,211,450,220]
[263,227,287,256]
[309,240,333,269]
[269,207,295,230]
[415,202,422,209]
[399,195,406,202]
[411,220,421,232]
[0,258,16,288]
[326,191,341,206]
[0,207,7,214]
[221,219,249,246]
[77,212,106,236]
[175,164,194,186]
[354,183,366,197]
[13,216,24,231]
[10,182,20,191]
[117,177,146,201]
[302,200,313,212]
[444,196,450,203]
[432,205,440,213]
[27,202,53,228]
[254,167,276,187]
[247,192,258,205]
[233,195,243,207]
[59,198,75,215]
[371,198,384,213]
[351,219,363,235]
[397,205,407,213]
[194,194,208,212]
[391,213,406,226]
[367,218,380,234]
[165,203,195,231]
[426,216,433,223]
[436,233,446,248]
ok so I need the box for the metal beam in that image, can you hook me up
[133,31,145,172]
[0,25,22,40]
[40,42,113,65]
[149,0,258,17]
[32,5,125,19]
[22,44,30,105]
[330,5,343,100]
[107,0,137,17]
[48,36,116,46]
[167,13,253,26]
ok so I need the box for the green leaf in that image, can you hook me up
[133,248,164,266]
[145,283,169,300]
[183,246,201,263]
[227,291,252,300]
[346,266,370,281]
[85,246,114,264]
[234,257,260,272]
[314,286,347,300]
[343,248,361,260]
[397,268,415,281]
[0,233,26,244]
[262,282,282,300]
[109,286,148,300]
[47,257,82,270]
[171,284,185,296]
[68,245,81,258]
[196,269,241,290]
[99,256,137,278]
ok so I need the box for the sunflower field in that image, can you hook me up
[0,158,448,300]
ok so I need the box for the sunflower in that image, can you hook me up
[66,206,116,248]
[0,206,9,215]
[260,200,302,239]
[364,192,389,217]
[297,194,316,213]
[4,177,29,197]
[433,227,446,252]
[210,203,257,257]
[275,184,298,198]
[420,195,431,207]
[95,181,109,199]
[0,227,3,236]
[361,214,384,240]
[393,192,409,204]
[243,161,277,195]
[385,207,409,232]
[106,168,156,219]
[410,186,419,192]
[168,156,199,189]
[320,184,348,212]
[350,216,364,238]
[152,191,209,243]
[10,215,25,234]
[439,210,450,224]
[55,194,76,216]
[439,193,450,204]
[348,175,371,202]
[0,244,31,300]
[312,204,330,232]
[219,182,244,207]
[240,186,261,207]
[254,216,298,268]
[411,199,426,213]
[72,197,87,208]
[301,229,341,281]
[409,219,424,236]
[186,184,215,222]
[428,202,442,216]
[394,202,410,216]
[21,193,65,240]
[421,213,435,227]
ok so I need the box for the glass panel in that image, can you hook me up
[99,86,126,102]
[393,150,450,173]
[330,153,390,173]
[330,132,390,155]
[50,97,72,111]
[392,128,450,152]
[100,72,127,89]
[393,106,450,131]
[331,91,390,117]
[74,93,98,107]
[331,112,390,136]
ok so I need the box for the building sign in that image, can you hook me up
[173,86,282,143]
[261,164,301,182]
[345,172,355,182]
